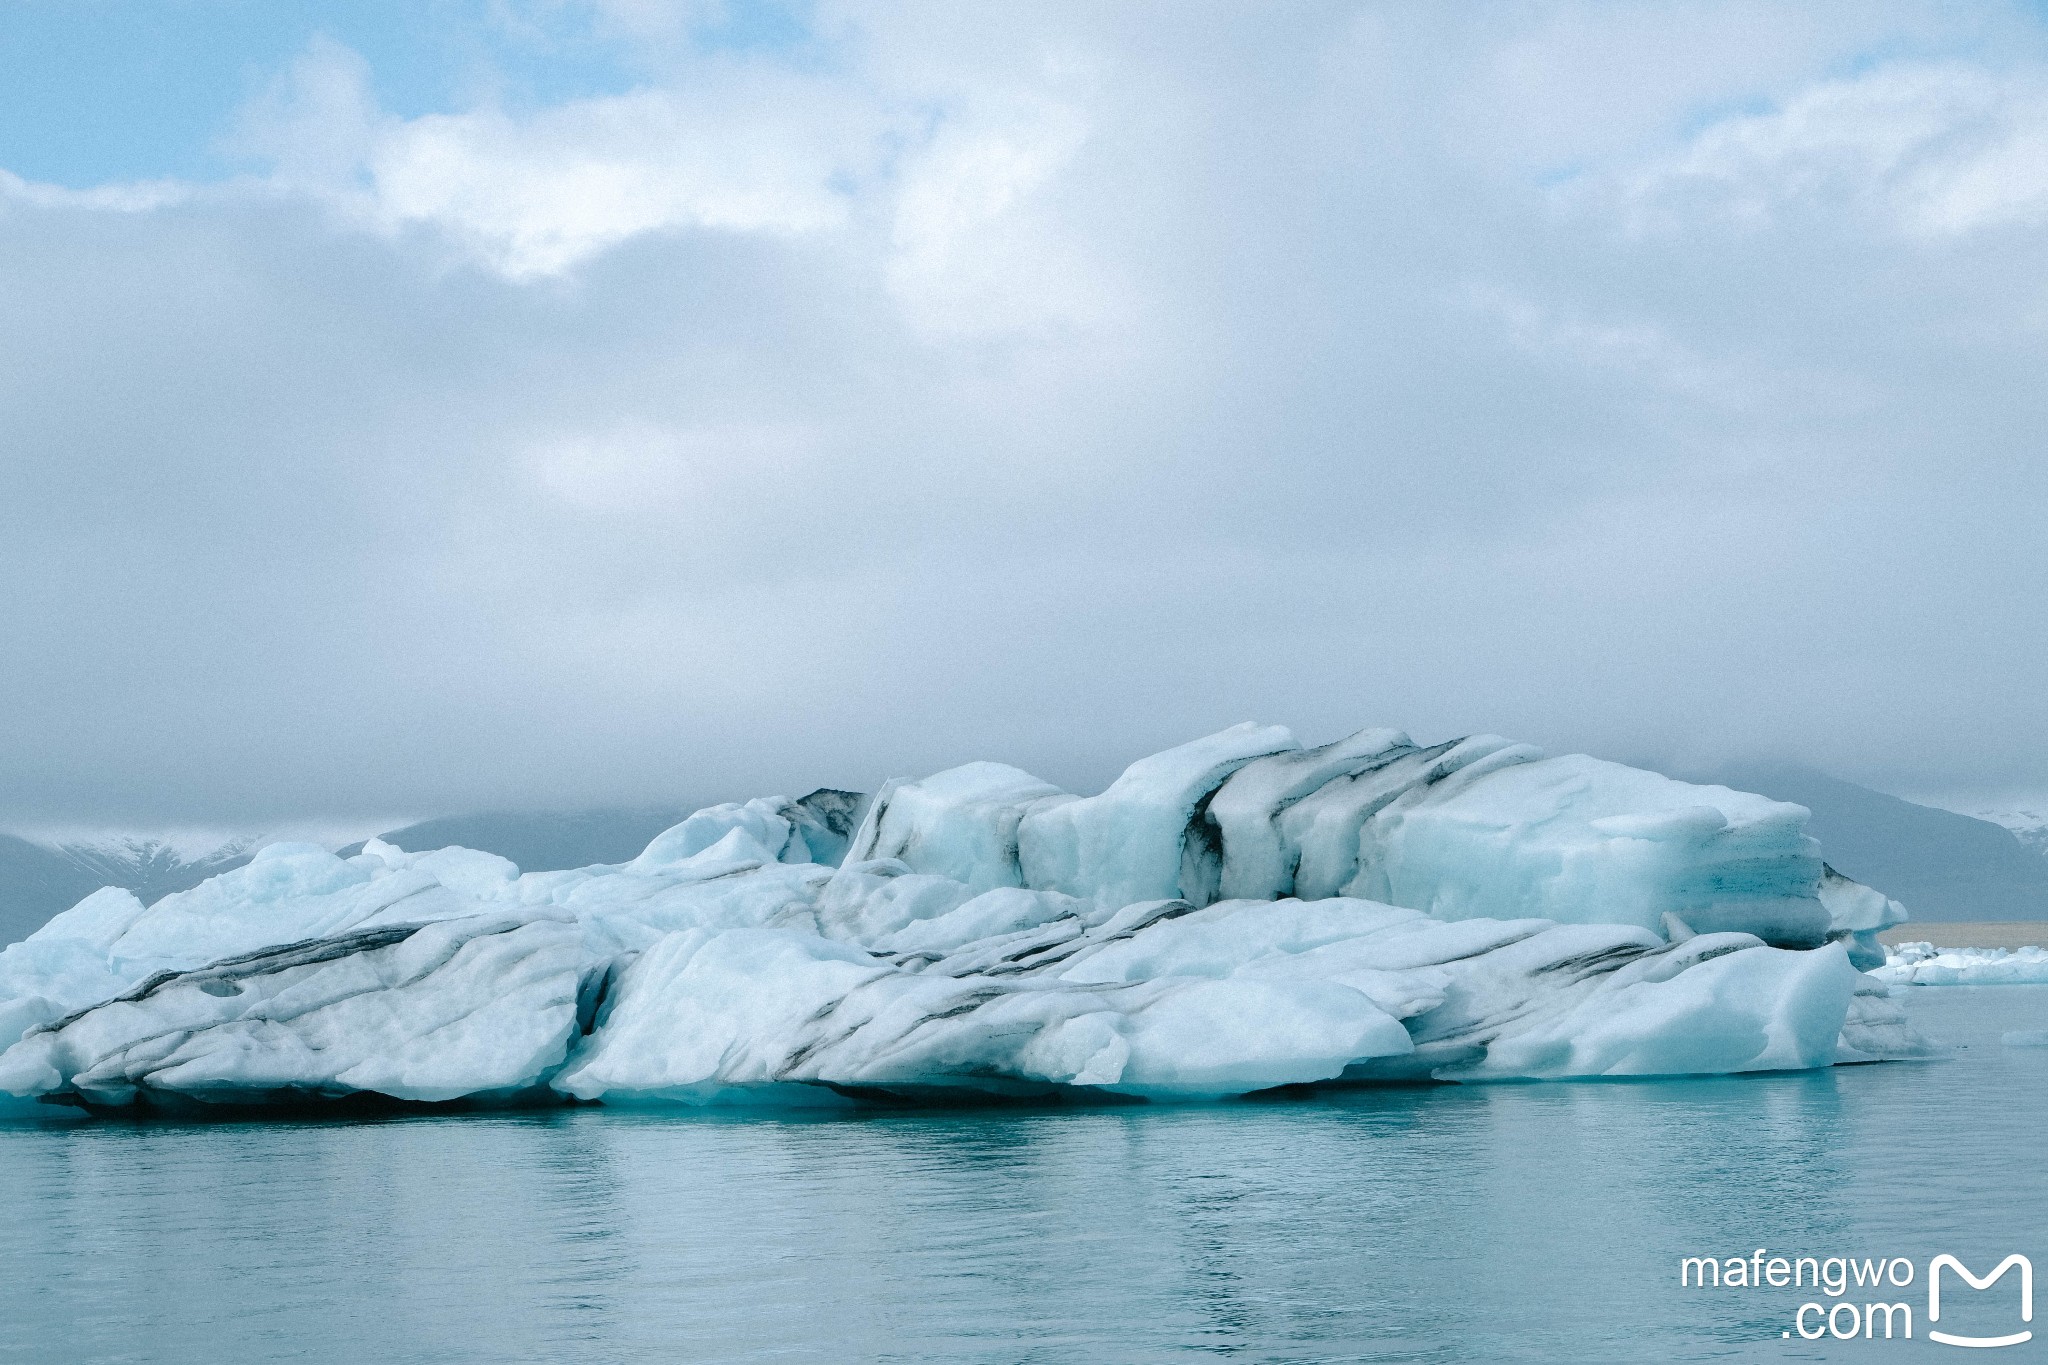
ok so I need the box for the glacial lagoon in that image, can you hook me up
[2,985,2042,1363]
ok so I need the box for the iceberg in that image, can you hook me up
[0,725,1933,1115]
[1873,941,2048,986]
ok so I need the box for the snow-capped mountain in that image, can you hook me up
[52,834,261,901]
[1965,808,2048,857]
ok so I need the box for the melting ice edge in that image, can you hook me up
[0,724,1937,1114]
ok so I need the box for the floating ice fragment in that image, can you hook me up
[1873,942,2048,986]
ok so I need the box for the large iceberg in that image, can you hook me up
[0,725,1931,1116]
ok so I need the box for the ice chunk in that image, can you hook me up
[1873,942,2048,986]
[553,916,1398,1102]
[25,886,150,953]
[1280,738,1490,899]
[1816,865,1907,969]
[850,725,1835,948]
[0,916,590,1111]
[551,925,1410,1102]
[630,799,791,872]
[784,789,866,866]
[1110,978,1412,1095]
[1446,937,1862,1078]
[103,843,459,965]
[1017,722,1299,906]
[554,895,1893,1104]
[845,763,1072,893]
[1205,728,1413,901]
[874,886,1093,957]
[629,793,868,874]
[1835,977,1943,1061]
[1342,753,1831,947]
[809,862,981,942]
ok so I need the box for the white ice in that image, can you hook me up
[1873,942,2048,986]
[0,724,1932,1114]
[849,727,1842,945]
[1815,868,1907,971]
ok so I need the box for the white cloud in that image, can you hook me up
[525,420,825,515]
[368,97,847,278]
[235,37,887,279]
[208,27,1138,334]
[1613,61,2048,237]
[886,94,1122,338]
[0,168,189,214]
[0,6,1157,364]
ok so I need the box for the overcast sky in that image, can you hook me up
[4,0,2048,829]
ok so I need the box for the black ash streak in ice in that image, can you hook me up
[0,724,1934,1115]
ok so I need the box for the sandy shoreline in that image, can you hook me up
[1878,921,2048,951]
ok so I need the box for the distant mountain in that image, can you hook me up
[1689,765,2048,922]
[0,833,256,947]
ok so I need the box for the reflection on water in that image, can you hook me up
[3,987,2043,1363]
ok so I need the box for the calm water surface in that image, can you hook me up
[3,987,2044,1363]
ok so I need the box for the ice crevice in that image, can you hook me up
[0,724,1939,1115]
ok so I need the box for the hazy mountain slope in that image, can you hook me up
[1699,765,2048,922]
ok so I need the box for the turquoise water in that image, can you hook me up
[2,987,2043,1363]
